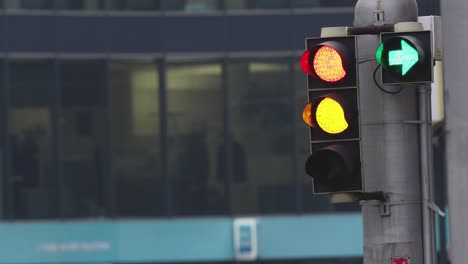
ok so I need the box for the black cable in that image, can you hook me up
[373,65,404,94]
[358,58,376,64]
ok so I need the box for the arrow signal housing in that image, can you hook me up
[378,31,433,85]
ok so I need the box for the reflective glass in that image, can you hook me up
[226,0,289,9]
[167,58,227,216]
[110,60,165,217]
[9,59,58,219]
[109,0,161,10]
[60,60,109,218]
[164,0,221,12]
[228,60,295,214]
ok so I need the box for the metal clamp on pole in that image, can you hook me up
[357,191,387,201]
[427,201,446,217]
[347,24,394,35]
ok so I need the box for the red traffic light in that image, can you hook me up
[300,46,347,83]
[301,36,357,90]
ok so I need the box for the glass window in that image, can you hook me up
[294,62,359,213]
[226,0,290,10]
[5,0,54,9]
[110,60,165,217]
[9,59,58,219]
[56,0,104,10]
[228,60,295,214]
[109,0,161,10]
[60,60,109,218]
[167,58,227,216]
[164,0,221,12]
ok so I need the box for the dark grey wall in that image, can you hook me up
[0,13,354,53]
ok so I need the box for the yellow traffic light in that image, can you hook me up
[302,96,350,135]
[316,97,348,134]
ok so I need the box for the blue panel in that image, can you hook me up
[56,16,108,52]
[258,215,363,259]
[117,219,234,262]
[0,214,362,263]
[0,221,118,263]
[6,15,56,52]
[161,16,223,52]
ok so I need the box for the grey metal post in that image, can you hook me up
[441,0,468,263]
[419,85,438,264]
[354,1,432,263]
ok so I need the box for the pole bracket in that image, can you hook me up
[427,201,446,217]
[356,191,387,202]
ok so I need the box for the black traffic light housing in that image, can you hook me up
[377,31,433,85]
[300,35,363,194]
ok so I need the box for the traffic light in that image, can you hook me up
[300,36,363,194]
[376,31,433,85]
[300,36,357,89]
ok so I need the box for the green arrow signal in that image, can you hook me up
[388,40,419,76]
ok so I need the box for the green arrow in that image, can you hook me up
[388,40,419,75]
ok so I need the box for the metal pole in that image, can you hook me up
[419,85,437,264]
[354,1,427,263]
[441,0,468,262]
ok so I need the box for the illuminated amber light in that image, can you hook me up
[316,98,348,134]
[302,102,314,127]
[313,46,347,82]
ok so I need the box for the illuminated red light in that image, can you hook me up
[313,46,347,82]
[300,46,347,83]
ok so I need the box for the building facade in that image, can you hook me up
[0,0,441,263]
